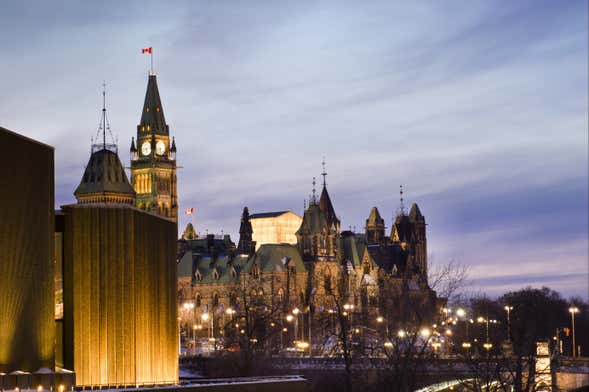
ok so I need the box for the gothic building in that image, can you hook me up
[130,74,178,222]
[178,167,442,341]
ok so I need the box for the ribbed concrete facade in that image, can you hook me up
[0,127,55,372]
[60,204,178,387]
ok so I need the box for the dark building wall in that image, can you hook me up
[0,127,55,372]
[61,204,178,386]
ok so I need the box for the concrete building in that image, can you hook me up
[0,127,55,373]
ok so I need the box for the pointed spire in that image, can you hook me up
[321,157,327,187]
[409,203,423,220]
[319,168,340,230]
[93,81,116,153]
[366,207,384,226]
[237,206,255,254]
[170,136,176,152]
[101,81,107,148]
[130,137,137,152]
[138,74,168,134]
[312,177,317,205]
[399,185,406,215]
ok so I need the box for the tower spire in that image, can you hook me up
[321,157,327,187]
[93,81,115,153]
[312,177,317,204]
[399,184,406,215]
[102,81,106,149]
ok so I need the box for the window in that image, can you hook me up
[277,288,285,303]
[196,293,201,307]
[213,293,219,307]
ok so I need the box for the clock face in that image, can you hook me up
[156,140,166,156]
[141,142,151,156]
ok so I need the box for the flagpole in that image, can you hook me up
[150,50,154,75]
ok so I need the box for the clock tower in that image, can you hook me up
[130,73,178,222]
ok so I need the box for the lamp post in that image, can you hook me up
[477,316,497,352]
[504,305,513,342]
[569,307,580,357]
[286,314,295,342]
[202,312,210,339]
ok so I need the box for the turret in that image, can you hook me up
[170,137,176,160]
[365,207,385,244]
[237,207,256,255]
[130,137,137,160]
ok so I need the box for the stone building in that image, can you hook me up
[179,170,442,343]
[130,73,178,222]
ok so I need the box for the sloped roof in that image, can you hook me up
[393,213,412,242]
[139,75,168,134]
[249,211,291,219]
[367,243,408,274]
[339,231,366,267]
[409,203,424,220]
[74,148,134,197]
[296,203,329,235]
[366,206,384,227]
[243,243,307,274]
[319,186,340,228]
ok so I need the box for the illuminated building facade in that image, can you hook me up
[249,210,302,250]
[0,127,55,373]
[53,91,178,387]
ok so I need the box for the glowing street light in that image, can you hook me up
[376,316,384,323]
[569,306,580,357]
[286,314,294,322]
[397,330,406,338]
[504,305,513,341]
[456,308,466,318]
[420,328,431,338]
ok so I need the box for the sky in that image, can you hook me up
[1,1,587,300]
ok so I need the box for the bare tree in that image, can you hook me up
[428,258,470,303]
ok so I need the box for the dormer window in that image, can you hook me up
[195,269,202,282]
[213,269,219,280]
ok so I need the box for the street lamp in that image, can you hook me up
[504,305,513,341]
[202,312,211,340]
[456,308,466,318]
[569,307,580,357]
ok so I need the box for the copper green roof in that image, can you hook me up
[339,231,366,268]
[139,74,168,134]
[319,185,339,228]
[74,148,134,197]
[244,244,307,274]
[296,203,330,235]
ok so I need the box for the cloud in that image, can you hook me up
[1,0,587,299]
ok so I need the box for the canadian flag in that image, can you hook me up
[184,207,194,215]
[142,47,152,54]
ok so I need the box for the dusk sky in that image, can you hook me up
[1,1,587,299]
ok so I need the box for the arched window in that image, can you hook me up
[277,288,285,303]
[196,293,201,307]
[213,293,219,307]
